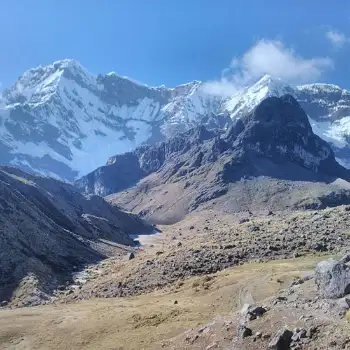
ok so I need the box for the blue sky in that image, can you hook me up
[1,0,350,90]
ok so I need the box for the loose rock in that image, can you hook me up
[237,325,253,338]
[268,328,293,349]
[127,252,135,260]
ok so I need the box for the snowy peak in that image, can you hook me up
[2,59,350,181]
[0,60,224,180]
[2,59,95,106]
[250,74,294,96]
[224,75,294,119]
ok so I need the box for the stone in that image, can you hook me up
[291,328,306,342]
[255,331,262,338]
[299,329,307,339]
[276,296,288,302]
[237,325,253,338]
[250,306,267,317]
[127,252,135,260]
[291,279,304,286]
[177,242,182,247]
[306,326,318,339]
[315,258,350,298]
[311,242,328,252]
[340,254,350,264]
[337,297,350,310]
[239,218,249,224]
[268,328,293,349]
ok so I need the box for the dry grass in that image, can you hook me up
[0,256,327,350]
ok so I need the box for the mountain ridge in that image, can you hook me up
[76,95,350,223]
[2,59,350,180]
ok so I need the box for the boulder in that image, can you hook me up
[127,252,135,260]
[237,325,252,338]
[268,328,293,349]
[315,258,350,298]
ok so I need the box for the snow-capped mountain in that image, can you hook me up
[1,59,350,180]
[0,60,225,180]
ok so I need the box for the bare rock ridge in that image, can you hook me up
[76,95,350,218]
[0,165,152,303]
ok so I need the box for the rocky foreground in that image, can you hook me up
[51,206,350,303]
[164,255,350,350]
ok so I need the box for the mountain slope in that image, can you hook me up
[76,95,350,222]
[2,60,350,180]
[0,165,152,305]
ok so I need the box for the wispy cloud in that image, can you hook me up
[326,30,349,48]
[203,39,333,97]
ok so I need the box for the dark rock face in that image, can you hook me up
[0,166,152,301]
[76,95,350,210]
[226,95,349,180]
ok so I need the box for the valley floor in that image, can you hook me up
[1,207,350,349]
[0,257,329,350]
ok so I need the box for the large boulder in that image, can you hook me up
[315,258,350,298]
[268,328,293,349]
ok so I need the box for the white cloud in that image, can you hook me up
[326,30,349,48]
[203,39,333,97]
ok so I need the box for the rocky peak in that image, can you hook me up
[244,95,311,131]
[227,95,349,179]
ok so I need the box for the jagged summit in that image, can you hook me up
[251,74,292,93]
[224,75,294,119]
